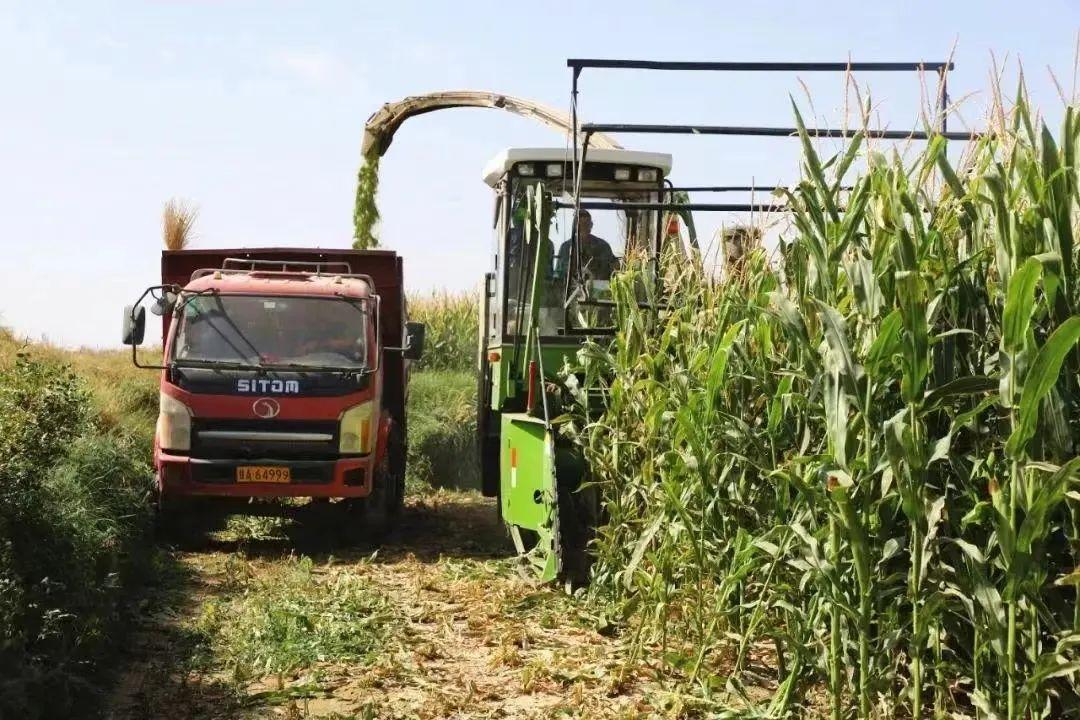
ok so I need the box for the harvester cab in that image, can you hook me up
[481,147,674,334]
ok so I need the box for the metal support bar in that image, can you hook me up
[567,59,953,73]
[554,201,796,212]
[560,327,617,336]
[666,185,852,193]
[582,123,977,141]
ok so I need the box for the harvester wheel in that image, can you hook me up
[554,449,597,587]
[477,364,500,499]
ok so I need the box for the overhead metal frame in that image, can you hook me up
[559,57,971,335]
[566,57,967,216]
[581,123,973,142]
[664,185,852,193]
[566,59,953,73]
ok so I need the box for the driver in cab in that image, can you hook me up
[294,308,365,364]
[556,210,617,281]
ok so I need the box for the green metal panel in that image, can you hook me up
[487,341,581,411]
[500,412,558,581]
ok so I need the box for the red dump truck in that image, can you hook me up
[121,248,424,530]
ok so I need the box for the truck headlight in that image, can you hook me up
[339,401,374,454]
[157,392,192,452]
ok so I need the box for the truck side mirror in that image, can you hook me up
[403,322,426,361]
[122,305,146,346]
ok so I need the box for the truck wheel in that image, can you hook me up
[352,424,403,539]
[352,476,390,540]
[154,481,187,540]
[387,422,406,517]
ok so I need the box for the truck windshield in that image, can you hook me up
[172,294,370,370]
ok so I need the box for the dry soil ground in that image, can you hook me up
[101,491,679,720]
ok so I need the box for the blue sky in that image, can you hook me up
[0,0,1076,347]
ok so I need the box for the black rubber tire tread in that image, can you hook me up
[553,447,597,588]
[386,421,406,517]
[477,363,501,498]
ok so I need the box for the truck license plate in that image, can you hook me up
[236,466,291,483]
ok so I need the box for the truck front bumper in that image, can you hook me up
[156,453,374,499]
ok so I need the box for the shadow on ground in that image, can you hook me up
[94,492,513,720]
[96,550,243,720]
[170,491,513,563]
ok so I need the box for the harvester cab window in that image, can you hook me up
[504,187,562,337]
[497,157,666,338]
[556,197,658,333]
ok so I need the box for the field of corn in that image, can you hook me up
[571,94,1080,718]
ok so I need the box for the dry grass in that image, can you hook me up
[162,199,198,251]
[0,327,160,440]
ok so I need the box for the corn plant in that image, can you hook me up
[570,90,1080,718]
[407,290,479,372]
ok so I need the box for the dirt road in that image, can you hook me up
[102,492,669,720]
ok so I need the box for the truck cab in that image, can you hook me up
[122,249,423,529]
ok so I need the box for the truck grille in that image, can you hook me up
[191,418,340,460]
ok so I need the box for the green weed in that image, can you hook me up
[407,370,478,491]
[0,351,153,718]
[194,556,398,682]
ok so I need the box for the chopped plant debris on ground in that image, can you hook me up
[103,491,676,719]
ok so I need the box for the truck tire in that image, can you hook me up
[154,495,182,540]
[353,472,390,540]
[153,483,216,542]
[351,421,404,539]
[387,421,406,517]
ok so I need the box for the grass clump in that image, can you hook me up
[0,328,160,445]
[0,346,153,718]
[406,370,478,491]
[403,291,481,492]
[195,556,398,682]
[575,93,1080,718]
